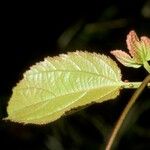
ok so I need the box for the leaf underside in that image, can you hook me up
[6,51,123,124]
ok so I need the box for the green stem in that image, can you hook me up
[105,74,150,150]
[143,61,150,73]
[122,82,150,89]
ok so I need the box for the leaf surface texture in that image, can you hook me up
[7,51,123,124]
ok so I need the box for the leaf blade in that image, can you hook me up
[6,51,123,124]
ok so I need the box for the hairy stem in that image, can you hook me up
[105,74,150,150]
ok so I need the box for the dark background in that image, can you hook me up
[0,0,150,149]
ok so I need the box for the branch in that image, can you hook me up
[105,74,150,150]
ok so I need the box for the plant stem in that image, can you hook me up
[143,61,150,73]
[105,74,150,150]
[122,82,150,89]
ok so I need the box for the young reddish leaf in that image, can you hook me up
[127,31,150,62]
[111,50,141,68]
[111,30,150,71]
[126,30,141,61]
[140,36,150,61]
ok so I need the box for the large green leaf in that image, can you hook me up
[6,51,124,124]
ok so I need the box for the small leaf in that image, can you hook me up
[111,30,150,71]
[6,51,124,124]
[140,36,150,61]
[111,50,141,68]
[126,30,150,62]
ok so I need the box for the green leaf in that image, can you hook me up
[6,51,124,124]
